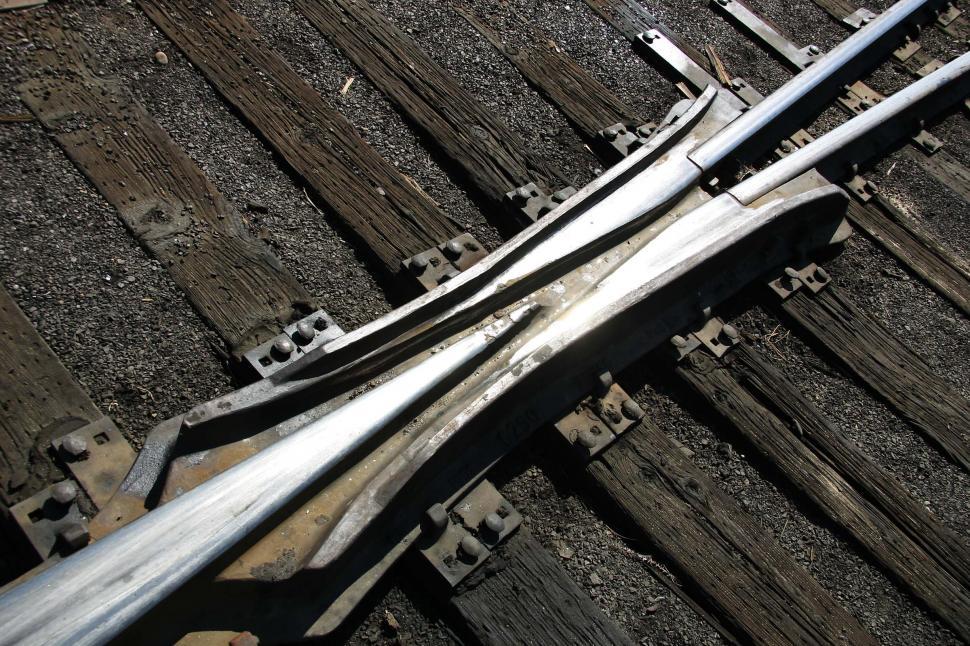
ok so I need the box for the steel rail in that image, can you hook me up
[1,53,965,646]
[729,51,970,203]
[182,0,937,433]
[309,53,970,568]
[1,4,961,642]
[0,308,535,646]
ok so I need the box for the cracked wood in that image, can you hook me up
[586,414,875,645]
[449,528,633,646]
[779,286,970,471]
[297,0,566,203]
[18,16,312,354]
[677,346,970,640]
[139,0,461,274]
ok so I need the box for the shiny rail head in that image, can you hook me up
[689,0,944,170]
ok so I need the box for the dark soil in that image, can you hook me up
[0,0,966,644]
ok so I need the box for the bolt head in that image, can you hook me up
[603,127,619,141]
[61,434,88,458]
[577,429,598,448]
[671,334,688,348]
[459,534,484,561]
[784,267,800,279]
[621,398,645,421]
[58,522,89,551]
[514,186,533,203]
[423,503,449,535]
[273,336,295,356]
[483,512,506,535]
[51,481,78,505]
[780,140,794,152]
[808,44,820,55]
[717,0,730,5]
[410,254,429,274]
[722,324,740,340]
[815,266,829,281]
[637,124,654,138]
[295,320,315,342]
[443,239,465,259]
[730,78,743,89]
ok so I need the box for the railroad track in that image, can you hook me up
[0,0,967,644]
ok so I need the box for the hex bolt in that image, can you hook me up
[295,320,316,343]
[514,186,533,204]
[443,239,465,260]
[483,512,506,535]
[603,127,619,141]
[51,481,78,505]
[784,267,800,279]
[58,522,90,552]
[808,44,820,55]
[577,429,598,449]
[459,534,484,562]
[730,78,743,90]
[410,254,429,274]
[621,398,645,421]
[722,324,740,341]
[273,336,295,357]
[671,334,688,348]
[815,266,830,281]
[780,140,794,153]
[642,31,657,43]
[423,503,448,535]
[637,124,654,138]
[61,434,88,460]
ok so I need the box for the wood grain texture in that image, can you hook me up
[845,199,970,316]
[19,17,312,354]
[297,0,566,203]
[677,349,970,640]
[460,9,645,141]
[138,0,461,273]
[582,0,713,73]
[0,286,101,504]
[449,529,634,646]
[730,343,970,589]
[586,415,875,645]
[780,286,970,471]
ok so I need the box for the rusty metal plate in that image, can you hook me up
[50,416,134,510]
[443,233,488,272]
[242,310,344,379]
[416,480,520,588]
[893,37,922,62]
[9,484,88,560]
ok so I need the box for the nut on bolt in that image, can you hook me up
[423,503,448,535]
[61,434,88,460]
[58,522,89,552]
